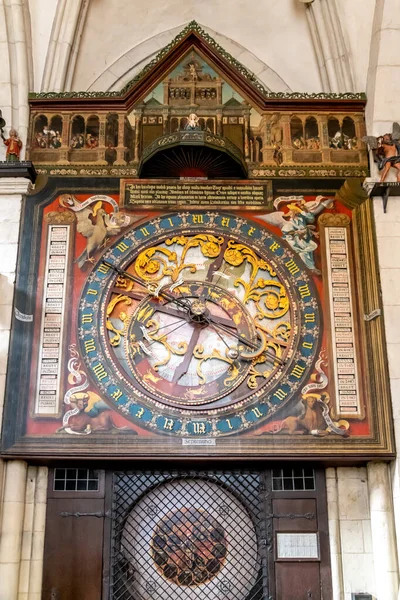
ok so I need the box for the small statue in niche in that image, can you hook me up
[363,123,400,182]
[1,128,22,162]
[189,63,198,81]
[184,113,201,131]
[86,133,98,149]
[70,134,85,149]
[344,135,357,150]
[292,136,305,149]
[305,136,320,150]
[329,131,343,149]
[50,131,62,149]
[269,113,282,146]
[273,144,283,166]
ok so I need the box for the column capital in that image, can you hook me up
[0,161,37,187]
[0,177,33,196]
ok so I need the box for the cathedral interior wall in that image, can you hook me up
[0,1,400,599]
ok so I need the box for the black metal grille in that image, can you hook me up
[110,470,268,600]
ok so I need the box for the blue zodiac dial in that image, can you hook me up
[78,212,320,437]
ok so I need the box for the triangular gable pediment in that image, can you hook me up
[139,48,249,113]
[120,22,265,111]
[29,21,365,113]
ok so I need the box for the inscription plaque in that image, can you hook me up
[121,179,273,209]
[276,532,319,560]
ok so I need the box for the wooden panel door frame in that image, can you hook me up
[43,465,332,600]
[43,467,107,600]
[102,470,113,600]
[266,467,332,600]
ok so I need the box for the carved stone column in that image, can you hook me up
[367,462,399,599]
[134,111,142,163]
[280,115,293,163]
[115,112,127,166]
[0,462,48,600]
[162,110,169,135]
[244,114,250,160]
[58,112,71,164]
[216,111,222,136]
[0,461,28,600]
[216,82,222,105]
[18,466,48,599]
[96,113,108,165]
[325,468,344,600]
[299,0,354,93]
[318,114,331,163]
[354,115,367,163]
[260,115,274,163]
[163,81,169,105]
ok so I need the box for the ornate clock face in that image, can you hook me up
[79,212,320,437]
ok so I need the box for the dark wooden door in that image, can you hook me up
[268,468,332,600]
[41,466,331,600]
[42,469,106,600]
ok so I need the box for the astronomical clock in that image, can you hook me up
[0,22,395,600]
[0,183,392,459]
[80,210,321,438]
[1,24,393,461]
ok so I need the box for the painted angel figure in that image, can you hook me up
[258,195,334,272]
[362,122,400,182]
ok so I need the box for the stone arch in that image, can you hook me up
[86,23,292,94]
[298,0,355,93]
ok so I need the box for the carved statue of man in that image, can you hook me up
[363,123,400,182]
[270,113,282,145]
[2,128,22,162]
[189,63,198,81]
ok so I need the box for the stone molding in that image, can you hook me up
[86,21,290,95]
[41,0,91,93]
[0,0,33,161]
[0,177,33,196]
[367,462,399,599]
[302,0,355,93]
[0,461,48,600]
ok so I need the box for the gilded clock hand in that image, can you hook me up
[102,260,190,312]
[206,318,258,350]
[141,319,188,347]
[209,312,288,362]
[171,326,202,383]
[105,260,269,354]
[208,323,231,351]
[209,320,285,365]
[106,261,236,329]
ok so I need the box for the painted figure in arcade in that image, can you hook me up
[184,113,201,130]
[1,128,22,162]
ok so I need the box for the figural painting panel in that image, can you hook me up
[1,180,390,459]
